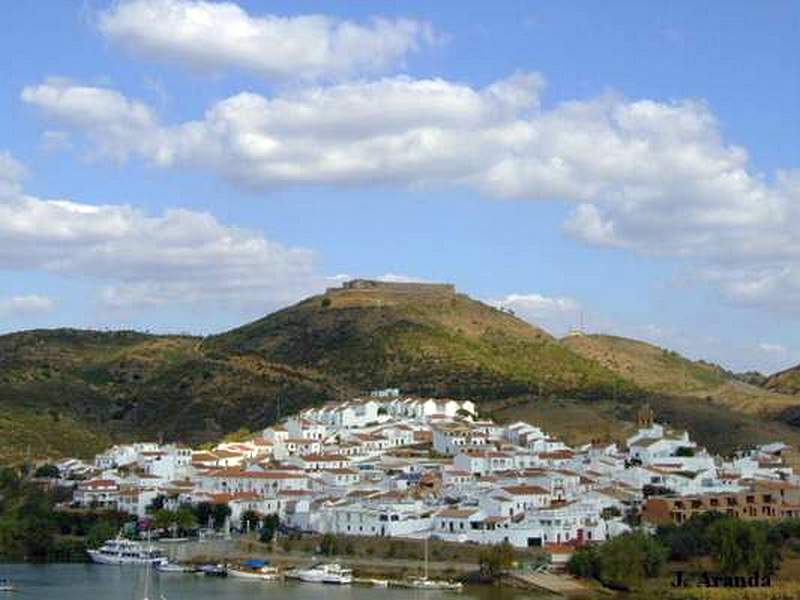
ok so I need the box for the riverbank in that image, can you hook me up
[162,536,478,580]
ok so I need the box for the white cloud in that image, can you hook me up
[0,294,56,317]
[0,151,27,196]
[758,342,788,355]
[20,74,800,313]
[0,153,323,312]
[97,0,437,81]
[21,79,159,163]
[487,292,581,336]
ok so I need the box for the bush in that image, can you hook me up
[596,532,667,590]
[706,519,781,575]
[34,464,60,479]
[320,534,338,556]
[258,514,279,544]
[567,546,599,579]
[656,512,725,562]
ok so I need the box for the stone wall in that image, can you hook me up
[327,279,455,295]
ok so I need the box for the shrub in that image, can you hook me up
[567,546,599,579]
[596,532,667,590]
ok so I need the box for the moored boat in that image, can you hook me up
[227,559,281,581]
[295,563,353,584]
[155,562,192,574]
[199,564,227,577]
[394,577,463,591]
[87,535,168,566]
[0,578,15,592]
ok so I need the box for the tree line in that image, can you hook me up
[568,513,800,590]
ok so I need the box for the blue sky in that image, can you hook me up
[0,0,798,373]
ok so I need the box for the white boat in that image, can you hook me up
[296,563,353,584]
[87,535,168,566]
[227,565,281,581]
[396,577,463,591]
[0,578,15,592]
[155,562,192,573]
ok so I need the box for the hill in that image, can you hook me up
[561,333,799,416]
[1,280,799,460]
[203,280,631,400]
[0,329,344,460]
[766,365,800,396]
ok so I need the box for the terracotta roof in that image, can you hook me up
[502,484,549,495]
[206,468,306,480]
[436,507,480,518]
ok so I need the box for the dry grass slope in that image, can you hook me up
[562,334,800,416]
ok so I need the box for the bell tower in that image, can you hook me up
[637,403,654,428]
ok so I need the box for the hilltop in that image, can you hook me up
[203,279,630,400]
[766,365,800,396]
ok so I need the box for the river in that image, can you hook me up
[0,564,558,599]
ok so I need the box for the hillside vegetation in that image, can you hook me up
[562,334,799,416]
[767,365,800,396]
[204,287,631,400]
[0,329,343,459]
[1,282,799,460]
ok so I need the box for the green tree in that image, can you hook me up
[151,509,176,532]
[320,533,338,556]
[259,514,280,544]
[567,546,599,579]
[656,512,724,561]
[596,532,667,590]
[707,519,781,575]
[34,464,60,479]
[211,503,232,529]
[174,506,197,535]
[87,520,118,549]
[193,502,213,528]
[240,509,261,532]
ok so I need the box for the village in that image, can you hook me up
[47,389,800,568]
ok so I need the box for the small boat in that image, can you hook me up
[295,563,353,584]
[227,559,280,581]
[155,562,192,574]
[0,578,15,592]
[87,534,168,566]
[395,577,463,591]
[227,566,281,581]
[199,564,227,577]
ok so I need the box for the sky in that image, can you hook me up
[1,0,799,373]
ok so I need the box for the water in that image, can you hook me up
[0,564,556,599]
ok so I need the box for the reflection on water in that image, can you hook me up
[0,564,560,600]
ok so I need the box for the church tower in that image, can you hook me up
[637,403,654,428]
